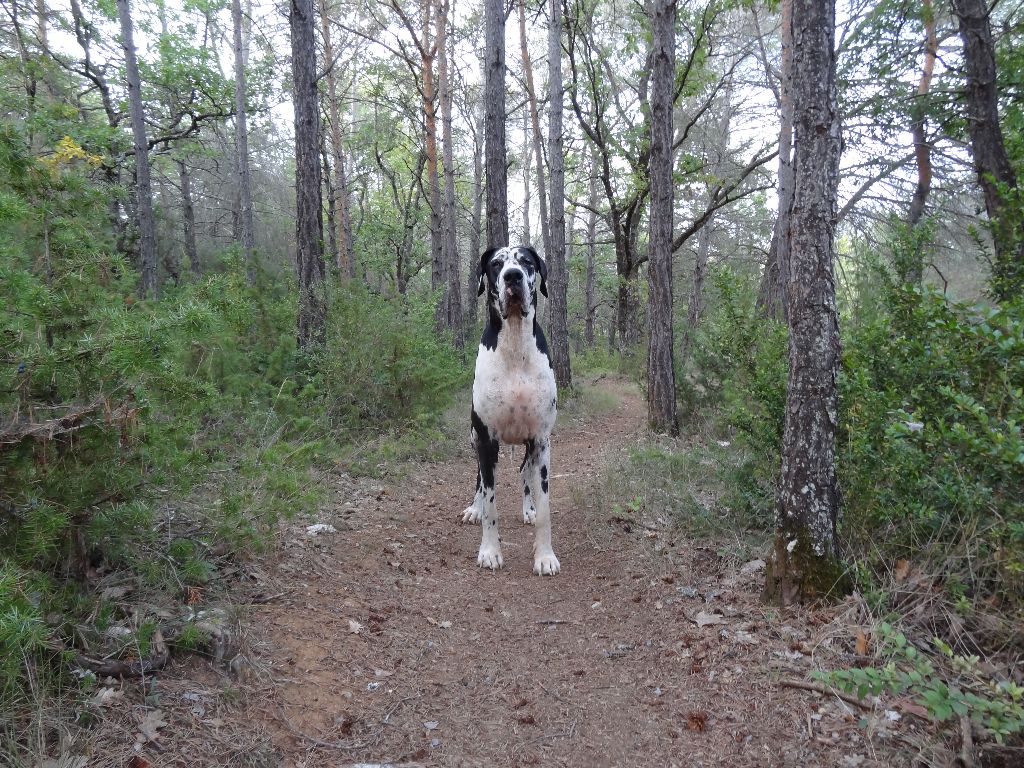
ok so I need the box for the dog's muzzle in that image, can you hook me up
[500,269,528,317]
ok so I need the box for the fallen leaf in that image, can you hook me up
[894,559,910,583]
[348,619,363,634]
[897,700,931,719]
[137,710,167,742]
[89,687,124,707]
[685,710,708,732]
[855,629,870,656]
[693,611,726,628]
[374,668,394,677]
[438,620,452,629]
[423,720,439,730]
[733,630,759,646]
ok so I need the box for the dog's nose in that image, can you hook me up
[505,270,523,285]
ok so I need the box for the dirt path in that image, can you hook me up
[220,377,906,768]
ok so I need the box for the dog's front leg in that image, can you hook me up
[520,439,537,525]
[472,418,503,570]
[529,437,560,575]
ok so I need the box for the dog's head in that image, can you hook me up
[478,245,548,320]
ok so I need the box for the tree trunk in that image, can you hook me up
[645,0,676,434]
[438,0,463,348]
[322,140,338,267]
[466,105,484,331]
[902,0,937,285]
[484,0,508,249]
[763,0,847,606]
[756,0,793,321]
[291,0,326,348]
[232,0,256,282]
[117,0,158,298]
[584,145,598,347]
[177,160,200,275]
[319,0,355,278]
[547,0,571,388]
[522,106,532,243]
[518,0,551,257]
[951,0,1023,301]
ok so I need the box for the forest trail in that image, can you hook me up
[139,377,907,767]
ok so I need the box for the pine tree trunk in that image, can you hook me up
[484,0,508,249]
[547,0,571,388]
[584,146,598,347]
[522,107,532,244]
[319,0,355,278]
[438,0,463,348]
[322,141,338,267]
[951,0,1023,301]
[518,0,551,257]
[177,160,200,275]
[466,106,484,331]
[117,0,158,298]
[232,0,256,282]
[903,0,937,285]
[756,0,793,321]
[291,0,326,348]
[763,0,847,606]
[645,0,676,434]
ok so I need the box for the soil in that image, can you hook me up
[87,377,936,767]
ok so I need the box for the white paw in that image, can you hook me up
[533,551,561,576]
[462,504,482,524]
[522,505,536,525]
[477,545,504,570]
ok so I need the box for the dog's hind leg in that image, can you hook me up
[471,410,503,569]
[520,439,537,525]
[528,437,560,576]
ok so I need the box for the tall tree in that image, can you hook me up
[291,0,326,347]
[465,98,485,331]
[951,0,1023,301]
[547,0,571,387]
[177,160,200,274]
[116,0,158,298]
[437,0,463,348]
[484,0,508,249]
[584,142,598,347]
[764,0,846,605]
[518,0,551,257]
[319,0,355,278]
[756,0,792,320]
[646,0,676,433]
[232,0,256,281]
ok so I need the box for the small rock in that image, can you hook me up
[306,523,337,536]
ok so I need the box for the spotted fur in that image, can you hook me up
[462,246,560,576]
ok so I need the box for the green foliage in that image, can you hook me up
[816,623,1024,744]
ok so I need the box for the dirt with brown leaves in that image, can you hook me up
[88,376,935,768]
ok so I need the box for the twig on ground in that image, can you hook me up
[535,619,571,625]
[249,591,290,604]
[276,705,368,751]
[960,714,978,768]
[778,679,874,711]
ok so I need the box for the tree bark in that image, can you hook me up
[291,0,327,348]
[522,106,532,244]
[466,104,485,331]
[902,0,937,285]
[518,0,551,257]
[645,0,676,434]
[951,0,1023,301]
[547,0,571,388]
[177,160,200,275]
[764,0,847,606]
[117,0,158,298]
[232,0,256,282]
[756,0,793,321]
[584,144,598,347]
[438,0,463,348]
[484,0,508,249]
[319,0,355,278]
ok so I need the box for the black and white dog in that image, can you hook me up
[462,246,560,576]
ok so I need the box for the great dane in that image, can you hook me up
[462,245,560,576]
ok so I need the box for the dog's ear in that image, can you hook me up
[527,247,548,298]
[478,248,498,296]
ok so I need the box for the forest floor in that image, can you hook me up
[86,376,947,768]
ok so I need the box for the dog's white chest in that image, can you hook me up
[474,332,556,445]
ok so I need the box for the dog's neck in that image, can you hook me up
[484,299,539,360]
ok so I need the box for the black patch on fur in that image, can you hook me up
[520,438,536,471]
[471,408,499,491]
[480,319,500,351]
[532,319,552,366]
[541,465,549,493]
[542,478,549,493]
[524,484,531,496]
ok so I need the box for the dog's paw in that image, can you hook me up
[477,545,504,570]
[522,504,536,525]
[533,551,561,576]
[462,504,482,524]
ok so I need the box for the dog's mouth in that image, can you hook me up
[501,286,527,317]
